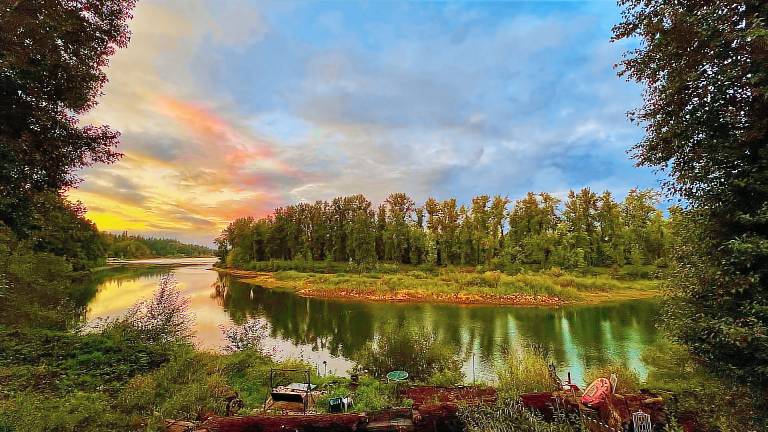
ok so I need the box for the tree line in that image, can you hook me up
[216,188,670,270]
[104,232,214,259]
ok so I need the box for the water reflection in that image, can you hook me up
[85,262,661,384]
[213,274,660,383]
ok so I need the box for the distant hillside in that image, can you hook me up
[103,232,214,259]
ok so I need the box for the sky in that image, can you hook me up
[69,0,661,246]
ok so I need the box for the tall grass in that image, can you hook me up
[496,345,555,398]
[642,340,768,431]
[251,265,656,303]
[460,399,579,432]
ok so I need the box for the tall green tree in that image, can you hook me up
[346,195,376,264]
[614,0,768,385]
[595,191,625,266]
[563,188,599,266]
[0,0,134,233]
[383,193,415,263]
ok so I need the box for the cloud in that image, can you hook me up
[78,170,149,206]
[70,0,297,244]
[71,0,661,245]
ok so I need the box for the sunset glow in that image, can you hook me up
[71,0,660,245]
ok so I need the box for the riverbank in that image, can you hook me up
[216,267,661,306]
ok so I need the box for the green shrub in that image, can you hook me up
[350,377,397,411]
[353,325,463,383]
[427,369,465,387]
[117,346,231,422]
[273,270,311,281]
[375,263,400,274]
[405,270,429,279]
[0,327,169,394]
[481,271,502,288]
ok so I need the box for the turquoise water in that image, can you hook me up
[86,260,661,384]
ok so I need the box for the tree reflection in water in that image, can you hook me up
[211,273,660,383]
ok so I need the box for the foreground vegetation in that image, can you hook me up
[226,262,659,305]
[2,0,768,430]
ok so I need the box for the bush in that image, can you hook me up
[375,263,400,274]
[93,274,194,345]
[0,327,169,394]
[405,270,429,279]
[427,369,465,387]
[118,345,232,424]
[481,271,502,288]
[353,325,463,383]
[220,317,275,356]
[546,266,565,278]
[0,392,130,432]
[351,377,397,411]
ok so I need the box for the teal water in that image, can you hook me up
[85,260,661,384]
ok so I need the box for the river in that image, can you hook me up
[84,258,661,385]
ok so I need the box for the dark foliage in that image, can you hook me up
[28,193,107,271]
[0,0,134,233]
[614,1,768,385]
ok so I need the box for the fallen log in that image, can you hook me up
[198,413,367,432]
[400,385,498,407]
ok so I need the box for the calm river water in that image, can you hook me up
[85,259,661,384]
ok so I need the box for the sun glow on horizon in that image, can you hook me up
[73,0,659,245]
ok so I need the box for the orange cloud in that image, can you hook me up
[153,95,298,178]
[71,94,306,244]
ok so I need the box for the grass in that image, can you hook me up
[0,326,425,430]
[460,399,579,432]
[230,263,660,305]
[496,345,556,398]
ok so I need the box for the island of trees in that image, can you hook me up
[215,188,670,271]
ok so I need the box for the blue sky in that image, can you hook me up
[71,0,661,244]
